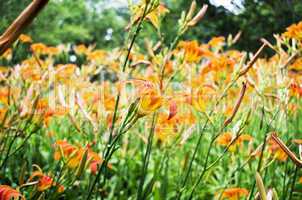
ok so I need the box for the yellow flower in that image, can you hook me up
[87,50,107,63]
[0,66,9,74]
[74,44,90,55]
[131,3,169,30]
[31,43,48,55]
[191,88,206,112]
[208,36,225,49]
[1,48,12,60]
[145,4,169,30]
[55,64,77,81]
[137,89,162,117]
[154,113,179,144]
[19,34,33,43]
[20,65,42,81]
[45,46,60,56]
[155,124,176,143]
[191,86,216,112]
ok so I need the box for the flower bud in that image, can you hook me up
[188,4,208,27]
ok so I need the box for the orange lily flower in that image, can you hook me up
[219,187,249,200]
[134,80,162,117]
[55,64,77,81]
[268,138,288,161]
[45,46,60,56]
[29,170,64,193]
[0,185,25,200]
[31,43,48,55]
[216,132,253,152]
[87,50,107,63]
[74,44,90,55]
[283,21,302,42]
[137,90,162,117]
[178,41,204,63]
[154,113,179,143]
[208,36,225,49]
[19,34,33,43]
[290,82,302,97]
[54,140,110,174]
[191,86,216,112]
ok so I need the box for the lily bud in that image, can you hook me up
[187,4,208,27]
[255,172,267,200]
[76,149,89,178]
[187,1,197,21]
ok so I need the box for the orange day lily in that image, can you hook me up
[28,166,64,193]
[190,85,216,112]
[219,187,249,200]
[135,80,163,117]
[177,41,204,63]
[0,185,25,200]
[31,43,48,55]
[208,36,225,49]
[54,140,111,174]
[154,112,179,144]
[74,44,90,55]
[216,132,253,152]
[267,137,288,161]
[290,82,302,97]
[137,89,162,117]
[19,34,33,43]
[283,21,302,42]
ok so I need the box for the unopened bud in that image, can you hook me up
[187,1,197,20]
[255,172,267,200]
[188,4,208,27]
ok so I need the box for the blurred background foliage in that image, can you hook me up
[1,0,302,52]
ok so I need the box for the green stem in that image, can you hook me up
[136,113,157,200]
[85,2,151,199]
[248,110,280,200]
[288,166,298,200]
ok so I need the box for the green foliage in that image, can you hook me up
[161,0,302,53]
[0,0,127,48]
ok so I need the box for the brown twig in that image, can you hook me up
[0,0,49,55]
